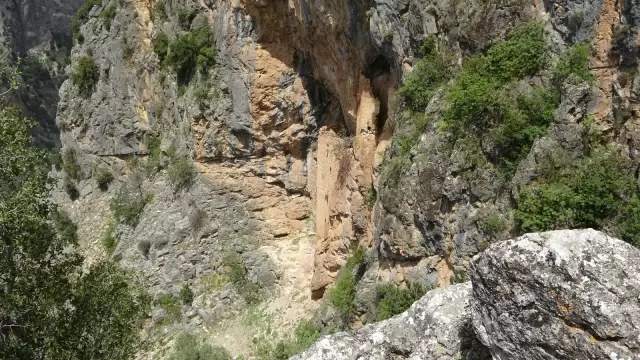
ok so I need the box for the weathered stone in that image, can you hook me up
[294,283,491,360]
[471,229,640,360]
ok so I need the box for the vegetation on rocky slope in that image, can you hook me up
[0,77,149,358]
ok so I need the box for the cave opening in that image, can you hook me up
[364,55,392,136]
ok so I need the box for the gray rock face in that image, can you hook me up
[471,229,640,360]
[293,283,491,360]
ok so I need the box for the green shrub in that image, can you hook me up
[153,32,169,63]
[168,332,232,360]
[63,175,79,200]
[398,111,430,155]
[93,165,114,190]
[137,240,151,258]
[491,87,559,176]
[168,155,196,190]
[189,209,208,232]
[483,21,549,81]
[156,293,182,324]
[365,187,377,210]
[399,35,452,111]
[177,7,191,28]
[71,0,102,41]
[450,270,468,284]
[271,321,321,360]
[223,253,262,305]
[154,1,167,22]
[110,186,147,225]
[165,26,217,84]
[484,215,507,235]
[375,282,428,322]
[51,209,78,244]
[611,24,630,57]
[516,149,640,246]
[553,43,595,86]
[329,247,366,315]
[62,148,82,180]
[102,221,118,255]
[101,6,116,30]
[180,284,194,304]
[71,56,99,96]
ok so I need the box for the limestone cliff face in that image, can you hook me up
[52,0,640,356]
[0,0,82,148]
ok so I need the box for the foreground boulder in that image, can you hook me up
[292,283,490,360]
[471,229,640,360]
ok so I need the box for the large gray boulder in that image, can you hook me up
[471,229,640,360]
[292,283,491,360]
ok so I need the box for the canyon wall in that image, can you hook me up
[50,0,640,357]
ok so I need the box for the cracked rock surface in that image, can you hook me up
[471,229,640,360]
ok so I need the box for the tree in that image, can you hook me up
[0,52,21,100]
[0,59,149,359]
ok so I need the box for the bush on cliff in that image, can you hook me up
[71,56,99,96]
[516,149,640,247]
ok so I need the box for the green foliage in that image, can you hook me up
[168,332,232,360]
[62,147,81,180]
[180,284,194,304]
[265,321,321,360]
[153,32,169,63]
[365,187,377,210]
[483,21,549,81]
[516,150,640,246]
[157,293,182,324]
[137,240,151,258]
[154,0,167,22]
[375,282,428,321]
[611,24,630,57]
[484,215,507,235]
[165,26,217,84]
[553,43,595,86]
[399,35,452,111]
[450,270,468,284]
[71,0,102,41]
[168,155,196,190]
[329,247,366,315]
[71,56,99,96]
[177,7,191,28]
[63,175,79,199]
[398,111,430,155]
[250,319,321,360]
[491,87,559,176]
[0,105,149,359]
[444,21,550,134]
[102,221,118,255]
[189,208,208,232]
[223,253,262,305]
[93,165,114,190]
[109,184,147,226]
[101,5,116,30]
[0,54,22,98]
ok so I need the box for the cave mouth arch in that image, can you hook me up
[364,55,392,135]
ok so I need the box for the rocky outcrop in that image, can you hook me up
[471,229,640,359]
[293,283,491,360]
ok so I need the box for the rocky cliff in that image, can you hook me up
[295,229,640,360]
[46,0,640,357]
